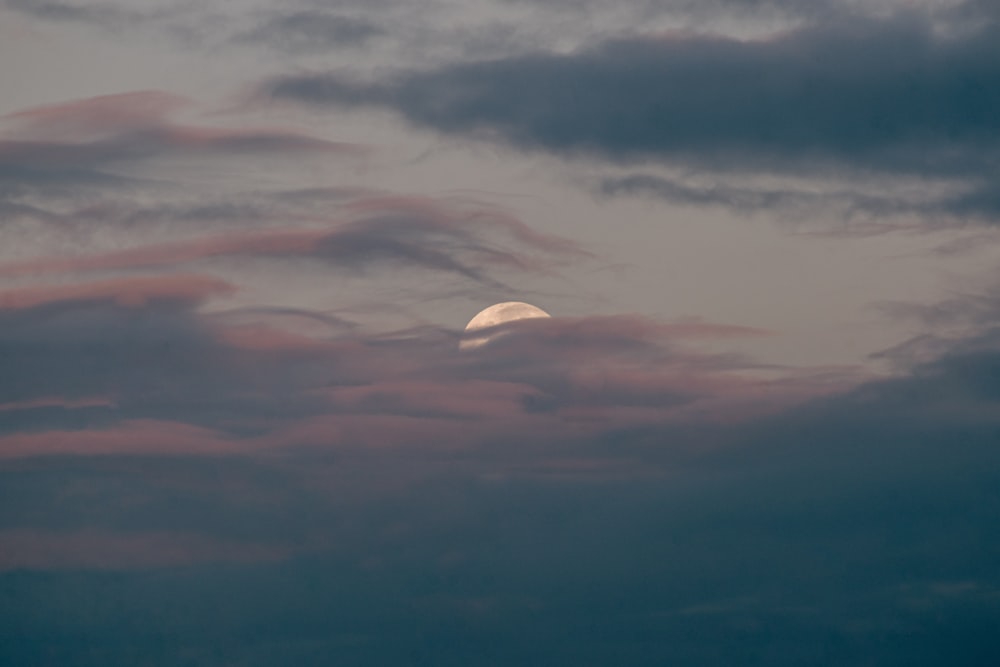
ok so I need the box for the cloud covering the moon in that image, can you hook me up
[461,301,551,349]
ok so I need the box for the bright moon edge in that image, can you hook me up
[460,301,552,350]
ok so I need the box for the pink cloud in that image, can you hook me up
[656,319,773,339]
[0,89,367,169]
[0,419,241,459]
[0,273,234,310]
[149,124,367,155]
[0,278,853,466]
[3,90,189,140]
[217,324,349,352]
[0,194,576,283]
[0,230,323,277]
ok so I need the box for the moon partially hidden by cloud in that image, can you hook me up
[460,301,551,350]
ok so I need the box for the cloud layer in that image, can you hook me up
[266,5,1000,223]
[2,273,999,664]
[4,2,1000,665]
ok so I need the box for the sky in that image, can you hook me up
[2,0,1000,664]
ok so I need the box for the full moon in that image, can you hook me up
[461,301,551,350]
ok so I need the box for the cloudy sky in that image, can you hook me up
[2,0,1000,664]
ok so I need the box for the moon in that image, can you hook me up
[461,301,551,350]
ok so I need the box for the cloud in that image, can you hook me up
[0,91,365,191]
[234,10,384,54]
[3,322,1000,663]
[0,186,375,245]
[871,278,1000,368]
[0,269,794,455]
[601,172,1000,226]
[498,0,925,21]
[0,273,233,310]
[0,396,115,412]
[0,194,583,288]
[879,289,1000,331]
[1,261,999,663]
[265,7,1000,223]
[0,420,241,459]
[0,529,291,570]
[266,16,1000,173]
[1,0,140,25]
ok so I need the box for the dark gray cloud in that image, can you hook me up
[1,240,999,664]
[497,0,954,44]
[2,310,1000,664]
[873,280,1000,367]
[235,10,383,53]
[497,0,889,21]
[0,276,262,422]
[266,8,1000,222]
[880,290,1000,330]
[267,15,1000,175]
[601,172,1000,225]
[1,0,138,25]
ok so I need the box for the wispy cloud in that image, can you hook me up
[0,193,583,291]
[233,10,384,54]
[0,268,796,458]
[0,91,364,191]
[0,273,233,310]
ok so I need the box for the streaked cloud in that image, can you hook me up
[0,91,364,191]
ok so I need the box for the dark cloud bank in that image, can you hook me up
[2,267,1000,665]
[267,4,1000,222]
